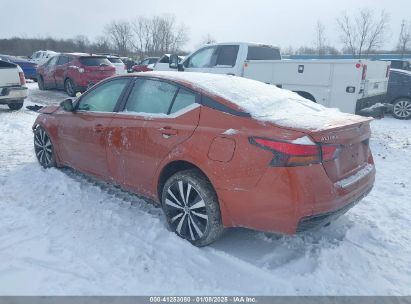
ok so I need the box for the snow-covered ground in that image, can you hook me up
[0,83,410,295]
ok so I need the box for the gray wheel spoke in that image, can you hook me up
[189,199,205,210]
[178,180,185,204]
[165,198,183,210]
[176,213,187,234]
[44,150,51,163]
[189,214,203,238]
[191,210,208,220]
[171,212,184,223]
[167,188,183,206]
[185,184,192,206]
[187,216,195,240]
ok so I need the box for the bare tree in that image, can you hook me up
[314,21,327,56]
[131,15,189,58]
[337,9,389,58]
[397,20,411,58]
[73,35,90,52]
[105,20,133,56]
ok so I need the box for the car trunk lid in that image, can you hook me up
[308,118,373,183]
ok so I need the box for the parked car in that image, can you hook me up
[36,53,116,96]
[29,50,58,65]
[169,42,390,115]
[32,72,375,246]
[132,57,159,72]
[0,54,38,81]
[153,54,184,71]
[121,57,137,73]
[386,69,411,119]
[106,56,127,75]
[0,59,28,110]
[380,59,410,71]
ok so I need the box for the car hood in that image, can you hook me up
[39,105,60,114]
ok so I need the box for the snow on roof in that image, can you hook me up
[145,71,364,130]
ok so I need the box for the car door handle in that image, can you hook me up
[93,124,105,133]
[159,127,178,137]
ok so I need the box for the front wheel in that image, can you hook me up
[34,126,56,168]
[7,102,23,110]
[64,78,76,97]
[161,169,224,247]
[392,99,411,120]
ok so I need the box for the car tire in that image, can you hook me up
[64,78,76,97]
[392,98,411,120]
[38,76,45,90]
[34,126,56,168]
[161,169,224,247]
[7,102,23,111]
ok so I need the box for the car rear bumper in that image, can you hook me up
[296,185,372,232]
[217,162,375,234]
[0,86,28,104]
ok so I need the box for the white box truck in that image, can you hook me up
[169,42,390,115]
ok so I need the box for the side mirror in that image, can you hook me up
[60,98,74,112]
[169,54,179,69]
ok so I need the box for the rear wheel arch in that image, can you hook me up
[294,91,316,102]
[157,160,213,201]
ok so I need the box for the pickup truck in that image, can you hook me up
[0,59,28,110]
[169,42,390,115]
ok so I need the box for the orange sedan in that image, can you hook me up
[33,72,375,246]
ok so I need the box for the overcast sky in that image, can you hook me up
[1,0,410,52]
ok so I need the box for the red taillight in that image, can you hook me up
[362,64,367,80]
[252,138,321,166]
[19,72,26,85]
[251,138,341,166]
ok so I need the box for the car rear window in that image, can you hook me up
[246,46,281,60]
[79,57,111,66]
[108,57,123,64]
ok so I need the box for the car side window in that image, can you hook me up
[57,56,68,65]
[125,79,178,114]
[170,88,196,114]
[47,56,58,67]
[215,45,239,67]
[77,78,130,112]
[141,59,149,65]
[186,46,217,68]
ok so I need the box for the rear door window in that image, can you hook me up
[215,45,239,67]
[125,79,178,114]
[246,46,281,60]
[169,88,197,114]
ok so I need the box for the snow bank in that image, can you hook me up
[0,85,410,295]
[146,72,363,130]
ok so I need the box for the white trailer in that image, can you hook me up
[169,42,390,115]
